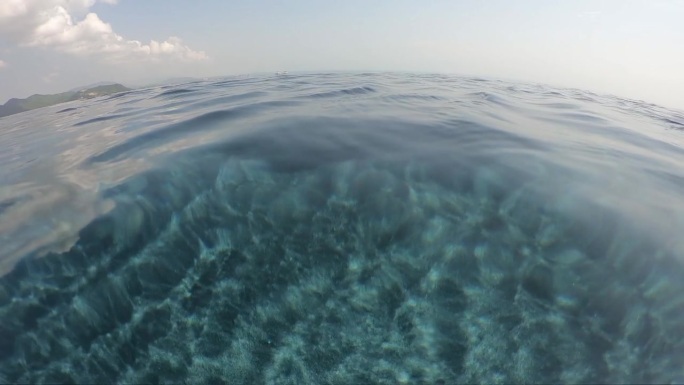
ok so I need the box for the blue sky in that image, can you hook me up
[1,0,682,108]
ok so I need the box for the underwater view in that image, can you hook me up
[0,73,683,384]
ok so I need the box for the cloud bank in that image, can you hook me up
[0,0,207,61]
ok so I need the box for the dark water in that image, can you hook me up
[1,73,683,384]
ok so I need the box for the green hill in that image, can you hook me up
[0,84,131,118]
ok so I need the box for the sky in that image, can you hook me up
[0,0,683,109]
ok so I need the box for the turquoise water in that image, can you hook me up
[1,73,683,383]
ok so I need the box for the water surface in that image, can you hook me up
[1,73,683,384]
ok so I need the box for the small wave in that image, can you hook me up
[86,100,297,164]
[465,91,511,106]
[532,102,581,110]
[73,114,126,127]
[103,91,135,100]
[307,86,377,98]
[56,107,78,113]
[0,198,18,216]
[557,112,610,124]
[203,90,268,106]
[663,117,684,130]
[156,88,197,97]
[384,93,445,102]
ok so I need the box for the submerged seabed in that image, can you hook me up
[0,73,684,384]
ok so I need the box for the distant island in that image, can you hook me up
[0,83,131,118]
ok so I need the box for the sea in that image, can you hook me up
[0,72,683,384]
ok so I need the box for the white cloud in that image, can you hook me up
[0,0,207,62]
[0,59,6,68]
